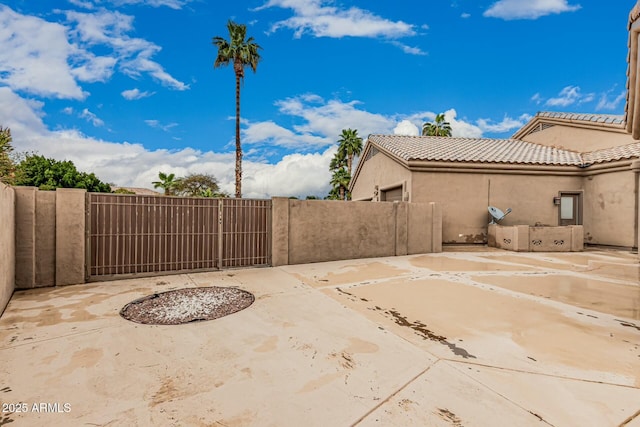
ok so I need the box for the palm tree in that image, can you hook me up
[422,113,452,136]
[213,21,262,198]
[152,172,178,196]
[330,167,351,201]
[337,128,363,176]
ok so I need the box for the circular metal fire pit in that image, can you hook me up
[120,287,255,325]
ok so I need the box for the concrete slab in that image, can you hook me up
[1,249,639,426]
[356,361,548,427]
[1,268,434,426]
[457,363,640,426]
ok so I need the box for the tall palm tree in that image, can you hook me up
[213,21,262,199]
[337,128,363,176]
[330,167,351,201]
[422,113,452,136]
[152,172,178,196]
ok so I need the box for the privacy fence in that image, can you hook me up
[88,194,271,278]
[6,187,441,294]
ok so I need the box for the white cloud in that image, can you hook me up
[461,13,471,19]
[0,6,86,99]
[64,9,189,90]
[484,0,580,20]
[68,0,194,9]
[1,87,332,198]
[596,90,626,111]
[476,113,532,133]
[531,93,542,104]
[243,95,395,149]
[145,119,178,132]
[258,0,416,39]
[443,109,483,138]
[393,120,419,136]
[121,88,154,100]
[80,108,105,127]
[0,5,187,101]
[1,88,535,199]
[110,0,193,9]
[389,41,427,56]
[545,85,584,107]
[402,110,482,138]
[68,0,96,10]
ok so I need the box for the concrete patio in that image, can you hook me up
[0,248,639,426]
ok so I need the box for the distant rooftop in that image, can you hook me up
[535,111,625,125]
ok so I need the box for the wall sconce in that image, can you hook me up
[553,197,561,205]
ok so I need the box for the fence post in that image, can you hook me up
[217,198,224,269]
[56,188,86,286]
[270,197,290,266]
[13,187,37,289]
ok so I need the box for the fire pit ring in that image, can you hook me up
[120,286,255,325]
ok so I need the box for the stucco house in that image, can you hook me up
[350,3,640,250]
[350,117,640,249]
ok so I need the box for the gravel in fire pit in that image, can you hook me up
[120,287,255,325]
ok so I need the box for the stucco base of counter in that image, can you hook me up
[488,224,583,252]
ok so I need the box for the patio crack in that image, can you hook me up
[445,358,640,390]
[349,361,437,426]
[619,408,640,426]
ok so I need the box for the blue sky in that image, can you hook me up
[0,0,635,197]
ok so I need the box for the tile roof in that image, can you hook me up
[367,135,640,167]
[535,112,625,125]
[584,143,640,164]
[368,135,583,165]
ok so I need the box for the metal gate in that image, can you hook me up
[86,194,271,279]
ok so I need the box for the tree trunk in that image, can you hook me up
[339,185,345,201]
[234,69,242,198]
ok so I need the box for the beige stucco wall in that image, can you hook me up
[410,171,583,244]
[521,125,633,152]
[351,150,412,201]
[583,170,636,247]
[55,189,86,286]
[271,198,441,266]
[0,182,15,316]
[14,187,87,289]
[14,187,37,289]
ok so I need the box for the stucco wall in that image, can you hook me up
[272,198,441,266]
[0,182,15,316]
[521,125,633,152]
[410,171,583,244]
[14,187,86,289]
[583,170,636,247]
[351,151,412,201]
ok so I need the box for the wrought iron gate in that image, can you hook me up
[86,194,271,279]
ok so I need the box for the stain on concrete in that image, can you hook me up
[346,337,379,354]
[298,371,345,393]
[387,310,476,359]
[410,255,533,272]
[436,408,463,426]
[254,336,278,353]
[0,414,15,426]
[616,320,640,332]
[473,274,640,320]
